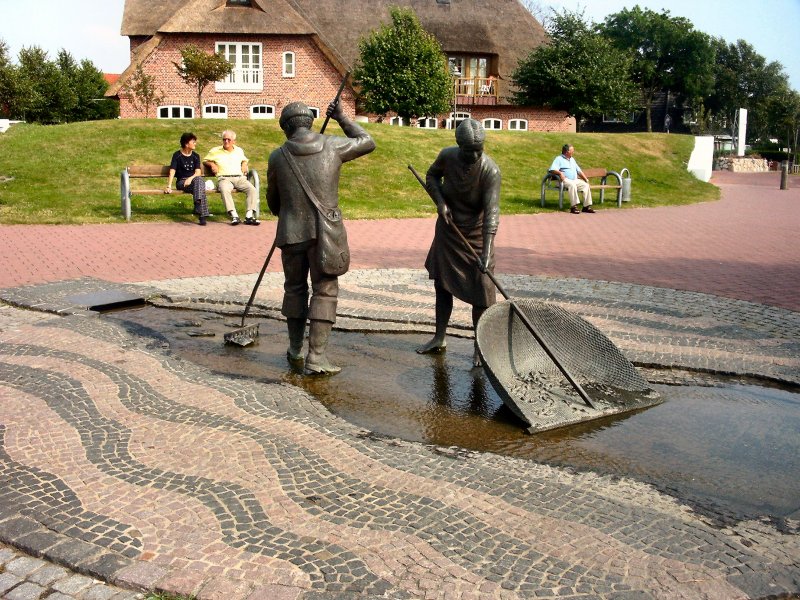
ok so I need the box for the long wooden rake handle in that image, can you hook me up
[408,164,595,409]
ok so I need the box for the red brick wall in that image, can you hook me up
[119,33,574,132]
[119,34,355,120]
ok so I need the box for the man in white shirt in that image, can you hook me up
[548,144,595,214]
[203,130,260,225]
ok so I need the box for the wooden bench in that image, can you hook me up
[120,164,261,221]
[540,168,623,209]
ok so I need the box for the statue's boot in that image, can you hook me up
[286,318,306,363]
[304,320,341,375]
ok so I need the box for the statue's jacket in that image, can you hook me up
[267,129,374,248]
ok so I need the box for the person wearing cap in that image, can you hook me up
[267,99,375,375]
[203,130,260,225]
[416,118,501,367]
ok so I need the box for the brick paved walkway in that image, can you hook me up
[0,172,798,599]
[1,171,798,311]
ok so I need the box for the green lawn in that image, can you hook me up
[0,119,719,224]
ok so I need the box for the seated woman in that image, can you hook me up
[165,132,210,225]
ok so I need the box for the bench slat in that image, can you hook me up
[127,164,220,178]
[581,168,609,178]
[128,165,171,177]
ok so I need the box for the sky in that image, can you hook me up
[1,0,799,89]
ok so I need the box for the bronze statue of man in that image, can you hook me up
[267,100,375,375]
[416,118,501,366]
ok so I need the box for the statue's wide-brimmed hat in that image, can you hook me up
[280,102,314,126]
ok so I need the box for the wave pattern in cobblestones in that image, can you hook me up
[0,304,798,599]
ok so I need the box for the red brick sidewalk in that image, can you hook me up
[1,171,798,311]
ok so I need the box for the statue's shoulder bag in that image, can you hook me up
[280,147,350,277]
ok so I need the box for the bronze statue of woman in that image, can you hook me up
[416,118,501,366]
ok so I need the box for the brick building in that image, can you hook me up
[107,0,576,133]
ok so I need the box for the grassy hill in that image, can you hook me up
[0,119,719,224]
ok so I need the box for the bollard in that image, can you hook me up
[780,161,789,190]
[620,168,632,202]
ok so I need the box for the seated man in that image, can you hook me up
[549,143,595,214]
[203,130,260,225]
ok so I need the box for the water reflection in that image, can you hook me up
[106,306,800,519]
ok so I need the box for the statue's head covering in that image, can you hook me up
[280,102,314,127]
[455,118,486,146]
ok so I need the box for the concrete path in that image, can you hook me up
[0,171,798,599]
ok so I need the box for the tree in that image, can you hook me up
[601,7,715,132]
[174,45,233,116]
[520,0,551,29]
[706,38,791,143]
[353,6,452,125]
[511,10,638,130]
[768,88,800,164]
[121,63,165,118]
[17,46,76,123]
[57,50,118,121]
[0,39,25,118]
[0,40,117,122]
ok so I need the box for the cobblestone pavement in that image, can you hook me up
[0,172,798,599]
[0,542,142,599]
[1,270,798,600]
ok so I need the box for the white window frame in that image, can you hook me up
[250,104,276,119]
[282,51,295,78]
[203,104,228,119]
[508,119,528,131]
[416,117,438,129]
[215,42,262,92]
[308,107,319,119]
[157,105,194,119]
[389,116,404,126]
[482,118,502,130]
[445,111,471,130]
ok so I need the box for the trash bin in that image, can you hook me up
[620,168,632,202]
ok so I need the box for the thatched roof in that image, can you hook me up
[120,0,546,80]
[123,0,313,36]
[286,0,547,80]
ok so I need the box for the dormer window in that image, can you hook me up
[227,0,251,6]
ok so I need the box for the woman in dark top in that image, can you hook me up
[165,132,210,225]
[416,118,501,367]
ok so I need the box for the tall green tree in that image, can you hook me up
[174,45,233,116]
[0,39,25,118]
[57,50,118,121]
[768,88,800,163]
[511,10,638,130]
[706,38,790,143]
[601,6,715,132]
[354,6,452,125]
[17,46,77,123]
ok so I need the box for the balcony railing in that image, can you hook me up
[215,67,262,92]
[454,77,497,104]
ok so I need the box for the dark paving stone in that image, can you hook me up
[45,539,103,570]
[13,530,64,558]
[81,553,137,581]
